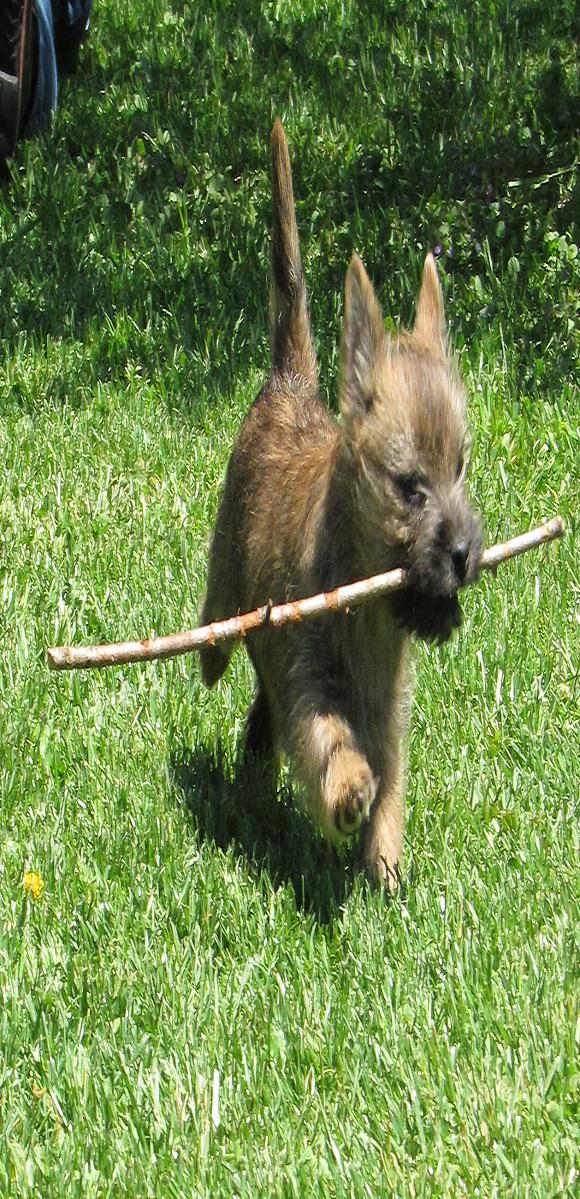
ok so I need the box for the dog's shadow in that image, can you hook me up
[170,741,356,922]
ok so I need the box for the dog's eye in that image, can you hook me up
[396,474,426,507]
[456,455,468,482]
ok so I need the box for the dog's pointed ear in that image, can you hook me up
[340,254,386,421]
[413,253,446,355]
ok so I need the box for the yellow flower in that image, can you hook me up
[23,871,44,901]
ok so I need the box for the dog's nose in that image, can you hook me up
[451,540,470,583]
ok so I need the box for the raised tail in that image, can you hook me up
[270,120,317,384]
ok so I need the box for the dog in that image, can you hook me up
[199,120,482,891]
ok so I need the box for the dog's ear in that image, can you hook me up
[413,253,446,355]
[340,254,386,421]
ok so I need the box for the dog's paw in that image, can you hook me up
[365,850,401,896]
[360,827,402,896]
[324,748,377,839]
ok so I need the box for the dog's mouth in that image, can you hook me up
[390,586,462,644]
[388,521,483,644]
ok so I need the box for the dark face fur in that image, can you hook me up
[340,253,483,643]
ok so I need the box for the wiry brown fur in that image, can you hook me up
[199,120,482,890]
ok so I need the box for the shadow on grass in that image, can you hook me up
[1,2,577,410]
[170,741,356,923]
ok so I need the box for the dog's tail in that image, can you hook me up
[270,120,317,384]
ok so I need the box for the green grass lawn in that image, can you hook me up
[0,1,578,1195]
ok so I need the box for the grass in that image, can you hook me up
[0,0,578,1195]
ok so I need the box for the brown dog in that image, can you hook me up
[199,121,482,890]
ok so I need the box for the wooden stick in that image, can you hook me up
[47,515,565,672]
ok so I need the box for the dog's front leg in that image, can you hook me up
[289,709,378,842]
[359,755,405,894]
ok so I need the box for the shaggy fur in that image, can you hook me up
[199,121,482,890]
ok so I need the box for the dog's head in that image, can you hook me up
[339,253,483,642]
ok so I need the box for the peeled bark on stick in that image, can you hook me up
[47,515,564,673]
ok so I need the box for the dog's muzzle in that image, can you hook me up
[391,515,483,643]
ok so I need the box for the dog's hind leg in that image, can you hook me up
[245,682,274,760]
[199,520,239,687]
